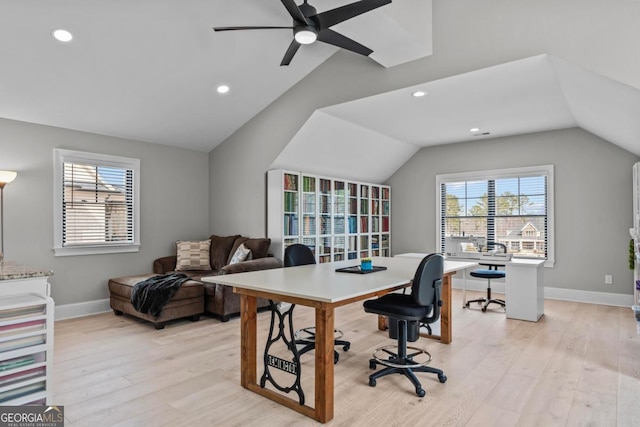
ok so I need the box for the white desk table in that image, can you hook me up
[409,253,545,322]
[203,256,470,423]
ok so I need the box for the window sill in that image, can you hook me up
[53,244,140,257]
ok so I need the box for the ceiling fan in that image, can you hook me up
[213,0,392,66]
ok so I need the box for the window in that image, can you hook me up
[53,149,140,256]
[436,165,554,266]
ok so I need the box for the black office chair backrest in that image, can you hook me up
[411,253,444,323]
[284,244,316,267]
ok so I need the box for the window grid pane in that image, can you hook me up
[62,162,134,246]
[442,174,548,260]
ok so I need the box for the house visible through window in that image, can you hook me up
[54,149,140,256]
[436,165,554,266]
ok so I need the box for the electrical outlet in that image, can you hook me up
[605,275,613,285]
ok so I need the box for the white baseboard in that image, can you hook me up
[543,287,634,307]
[55,298,111,321]
[53,281,634,322]
[452,278,633,307]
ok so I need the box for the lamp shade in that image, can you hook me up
[0,171,16,185]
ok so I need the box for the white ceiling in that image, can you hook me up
[0,0,431,152]
[2,1,639,183]
[273,54,640,182]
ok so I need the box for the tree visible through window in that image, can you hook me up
[437,166,553,262]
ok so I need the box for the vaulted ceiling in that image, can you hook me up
[0,0,431,152]
[273,54,640,182]
[2,0,640,185]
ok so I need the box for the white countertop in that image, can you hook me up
[0,261,53,281]
[202,256,473,304]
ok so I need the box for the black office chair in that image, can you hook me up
[466,264,506,312]
[363,253,447,397]
[284,244,351,364]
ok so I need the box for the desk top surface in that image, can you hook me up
[202,257,475,303]
[398,252,544,267]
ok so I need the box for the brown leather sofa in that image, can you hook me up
[108,235,282,328]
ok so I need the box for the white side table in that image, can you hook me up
[505,259,545,322]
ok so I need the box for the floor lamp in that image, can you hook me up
[0,171,17,257]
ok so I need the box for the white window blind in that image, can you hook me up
[436,165,554,266]
[54,149,140,256]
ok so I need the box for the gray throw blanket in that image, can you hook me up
[131,273,192,317]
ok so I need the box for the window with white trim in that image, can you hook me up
[436,165,554,266]
[53,149,140,256]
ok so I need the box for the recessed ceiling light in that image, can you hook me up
[412,91,427,97]
[217,85,230,94]
[470,127,480,133]
[52,29,73,42]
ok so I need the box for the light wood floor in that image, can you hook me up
[53,290,640,426]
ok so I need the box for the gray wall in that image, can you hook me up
[207,0,639,235]
[389,128,638,295]
[0,118,209,305]
[207,0,640,295]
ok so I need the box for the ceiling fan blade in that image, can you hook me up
[317,29,373,56]
[281,0,310,25]
[281,39,301,66]
[312,0,391,29]
[213,26,293,31]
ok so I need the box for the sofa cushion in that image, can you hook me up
[175,240,212,271]
[108,274,204,301]
[227,237,271,264]
[209,235,241,270]
[172,270,217,282]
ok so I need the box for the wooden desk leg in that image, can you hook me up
[314,304,335,423]
[240,294,257,388]
[378,315,388,331]
[440,274,452,344]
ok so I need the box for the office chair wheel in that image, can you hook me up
[334,351,339,364]
[416,387,426,397]
[343,343,350,351]
[369,360,377,370]
[369,378,377,387]
[481,306,487,312]
[438,374,447,383]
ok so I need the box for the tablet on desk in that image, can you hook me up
[335,266,387,274]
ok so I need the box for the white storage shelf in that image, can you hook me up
[268,169,391,263]
[0,293,53,405]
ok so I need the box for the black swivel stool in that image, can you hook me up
[466,264,505,312]
[284,244,350,364]
[363,253,447,397]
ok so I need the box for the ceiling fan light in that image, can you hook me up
[52,29,73,42]
[294,27,317,45]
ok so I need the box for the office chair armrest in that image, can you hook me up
[422,278,442,324]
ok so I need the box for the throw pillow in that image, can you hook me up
[227,237,271,264]
[175,240,212,271]
[229,243,252,265]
